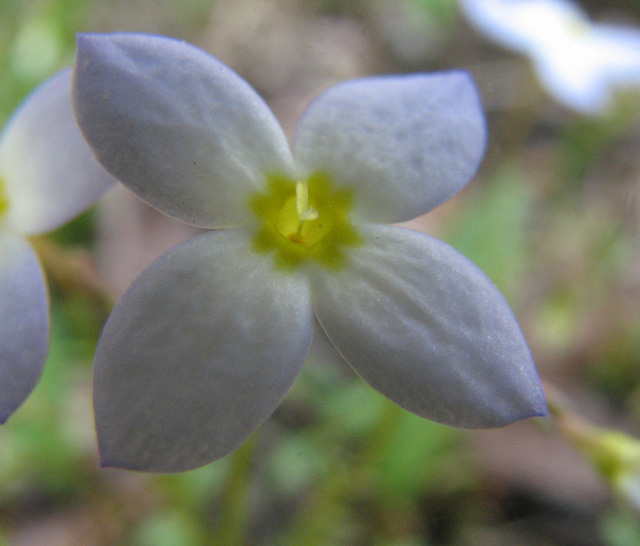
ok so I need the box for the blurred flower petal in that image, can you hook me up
[460,0,640,114]
[0,231,48,422]
[533,25,640,112]
[460,0,586,53]
[73,33,294,228]
[311,224,547,428]
[0,68,115,234]
[293,72,486,224]
[94,229,314,472]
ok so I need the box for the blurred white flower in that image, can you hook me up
[460,0,640,114]
[605,434,640,512]
[556,410,640,512]
[74,33,547,473]
[0,69,115,422]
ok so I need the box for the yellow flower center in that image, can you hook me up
[0,176,8,218]
[249,171,361,271]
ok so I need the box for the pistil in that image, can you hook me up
[293,181,318,242]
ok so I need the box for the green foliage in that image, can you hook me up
[444,165,534,300]
[0,0,80,125]
[410,0,459,25]
[130,510,207,546]
[600,509,640,546]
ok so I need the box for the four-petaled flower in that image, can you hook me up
[73,33,547,472]
[460,0,640,114]
[0,69,115,422]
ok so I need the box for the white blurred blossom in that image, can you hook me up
[557,411,640,512]
[460,0,640,114]
[0,69,115,422]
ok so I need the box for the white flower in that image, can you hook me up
[460,0,640,114]
[606,435,640,513]
[0,69,115,422]
[73,33,547,473]
[555,411,640,513]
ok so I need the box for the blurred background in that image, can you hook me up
[1,0,640,544]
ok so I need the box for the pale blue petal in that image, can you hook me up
[73,33,294,228]
[311,224,547,428]
[532,25,640,114]
[460,0,587,54]
[293,72,486,224]
[0,69,115,235]
[595,25,640,84]
[531,43,609,114]
[0,230,49,422]
[94,229,314,472]
[461,0,640,114]
[305,323,348,369]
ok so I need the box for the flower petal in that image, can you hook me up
[0,230,49,422]
[0,69,115,235]
[305,322,348,369]
[73,33,294,228]
[459,0,587,54]
[532,25,640,114]
[595,25,640,84]
[531,41,609,114]
[310,224,547,428]
[292,72,486,224]
[94,229,314,472]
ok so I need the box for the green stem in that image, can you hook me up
[29,236,114,317]
[279,400,403,545]
[212,434,256,545]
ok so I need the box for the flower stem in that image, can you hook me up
[212,434,256,545]
[29,236,113,317]
[279,399,403,545]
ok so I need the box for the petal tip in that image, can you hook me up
[98,456,150,473]
[75,32,103,55]
[97,444,152,472]
[494,387,549,427]
[98,458,116,470]
[98,448,210,474]
[516,403,550,423]
[530,398,550,420]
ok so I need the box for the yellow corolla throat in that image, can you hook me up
[249,171,362,271]
[0,176,8,218]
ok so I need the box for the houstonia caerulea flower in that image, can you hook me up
[73,33,547,473]
[0,69,115,422]
[460,0,640,114]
